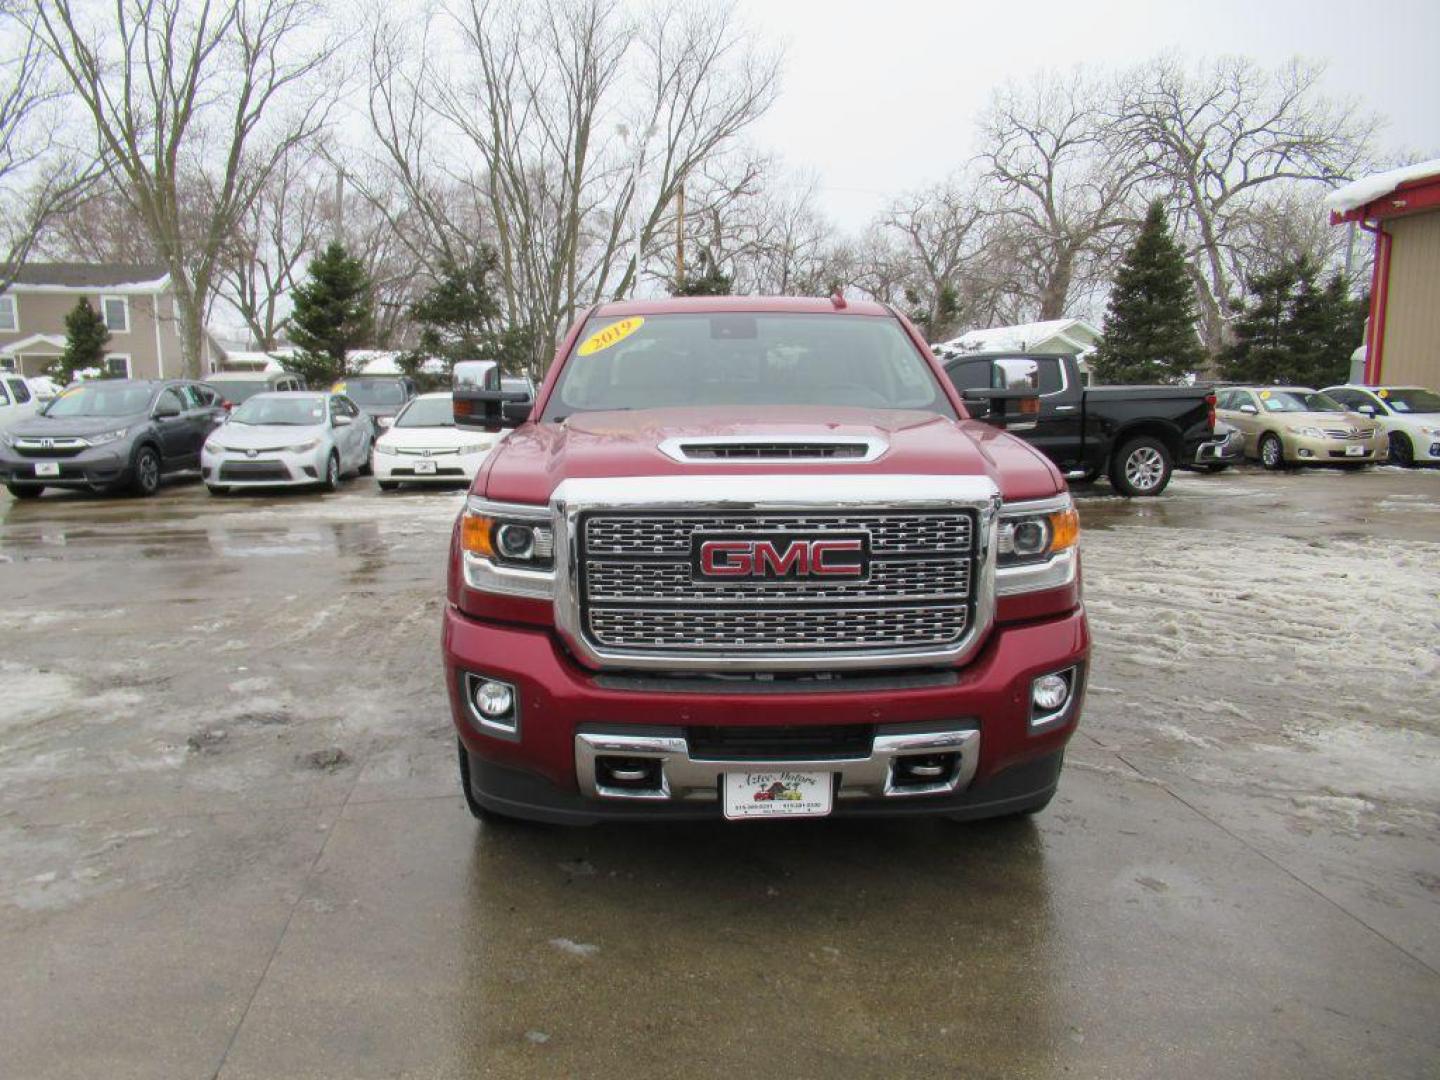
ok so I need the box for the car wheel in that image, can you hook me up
[1259,433,1286,470]
[1110,436,1172,497]
[322,452,341,492]
[1389,431,1415,467]
[378,480,400,491]
[131,445,162,496]
[458,739,514,825]
[206,485,229,496]
[6,484,43,499]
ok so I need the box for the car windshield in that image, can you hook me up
[207,380,270,404]
[342,380,406,406]
[1380,388,1440,414]
[1259,390,1344,414]
[43,383,153,417]
[230,395,326,426]
[394,396,455,428]
[543,312,953,418]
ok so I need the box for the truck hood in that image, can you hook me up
[478,406,1063,505]
[9,411,149,438]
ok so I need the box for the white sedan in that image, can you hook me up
[1323,385,1440,466]
[202,391,374,494]
[372,392,500,489]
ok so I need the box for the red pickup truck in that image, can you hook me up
[443,296,1089,824]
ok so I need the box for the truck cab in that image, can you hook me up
[443,297,1090,825]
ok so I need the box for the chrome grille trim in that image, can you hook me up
[588,604,969,651]
[584,512,969,555]
[585,556,970,604]
[549,474,1001,673]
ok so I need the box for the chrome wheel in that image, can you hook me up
[134,448,161,495]
[1260,434,1283,470]
[1124,446,1165,492]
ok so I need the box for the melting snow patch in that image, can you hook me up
[548,937,600,958]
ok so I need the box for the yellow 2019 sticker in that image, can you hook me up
[1377,388,1389,398]
[578,317,644,356]
[1259,390,1271,399]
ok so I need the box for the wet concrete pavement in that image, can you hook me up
[1,467,1438,1078]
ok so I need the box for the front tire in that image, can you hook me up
[1259,433,1286,471]
[1389,431,1415,467]
[458,739,513,824]
[321,452,341,492]
[131,445,161,496]
[6,484,43,499]
[1110,436,1172,497]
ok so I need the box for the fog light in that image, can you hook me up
[1298,448,1313,458]
[1032,672,1070,713]
[473,679,514,719]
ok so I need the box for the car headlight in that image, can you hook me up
[0,430,14,447]
[1419,426,1440,437]
[86,427,131,447]
[203,438,227,454]
[287,439,320,453]
[1289,426,1325,439]
[461,502,554,570]
[998,502,1080,567]
[373,443,398,455]
[456,442,491,456]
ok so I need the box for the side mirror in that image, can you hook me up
[333,414,353,427]
[1355,404,1377,417]
[961,388,1040,432]
[453,360,529,430]
[1239,404,1258,415]
[154,403,181,420]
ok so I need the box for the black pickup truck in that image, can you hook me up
[940,352,1215,496]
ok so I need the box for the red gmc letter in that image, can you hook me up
[755,540,808,576]
[699,540,753,576]
[809,538,864,576]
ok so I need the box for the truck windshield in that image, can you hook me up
[543,313,954,419]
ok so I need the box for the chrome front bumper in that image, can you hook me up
[575,724,981,803]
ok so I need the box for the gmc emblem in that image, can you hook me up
[691,532,870,580]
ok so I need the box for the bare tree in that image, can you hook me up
[1115,54,1378,354]
[0,5,99,287]
[32,0,338,375]
[216,148,327,349]
[979,68,1145,320]
[358,0,778,369]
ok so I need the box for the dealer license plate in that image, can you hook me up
[34,462,61,477]
[1345,445,1365,457]
[413,459,437,474]
[723,770,832,820]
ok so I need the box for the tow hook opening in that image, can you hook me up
[596,755,664,792]
[891,752,960,788]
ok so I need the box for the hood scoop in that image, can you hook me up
[658,435,886,464]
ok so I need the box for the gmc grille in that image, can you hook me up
[578,510,975,655]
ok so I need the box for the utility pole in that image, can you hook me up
[675,182,686,287]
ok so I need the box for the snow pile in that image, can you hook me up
[934,318,1099,357]
[1324,158,1440,215]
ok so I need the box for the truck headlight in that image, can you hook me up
[998,503,1079,567]
[461,501,554,570]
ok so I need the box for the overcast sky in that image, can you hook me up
[733,0,1440,230]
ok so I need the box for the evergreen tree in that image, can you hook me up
[405,249,529,380]
[53,299,110,384]
[286,242,374,386]
[671,249,732,296]
[1223,258,1366,385]
[1090,201,1204,384]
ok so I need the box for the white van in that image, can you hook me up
[0,373,39,431]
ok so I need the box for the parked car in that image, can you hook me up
[1322,384,1440,467]
[1215,387,1384,470]
[0,372,39,432]
[204,371,307,410]
[447,297,1089,826]
[0,379,223,498]
[332,375,416,430]
[1187,419,1245,473]
[372,392,501,490]
[941,352,1215,496]
[26,375,63,403]
[201,391,373,494]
